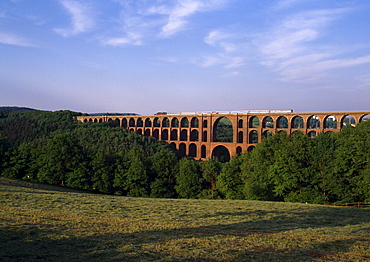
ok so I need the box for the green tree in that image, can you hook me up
[357,163,370,201]
[114,147,149,197]
[175,158,203,198]
[332,121,370,202]
[37,134,86,186]
[246,131,337,203]
[241,135,282,201]
[267,132,318,203]
[307,133,337,203]
[65,161,92,190]
[1,142,39,180]
[149,149,178,198]
[0,134,9,174]
[200,158,222,199]
[217,155,245,199]
[0,110,80,146]
[90,151,115,194]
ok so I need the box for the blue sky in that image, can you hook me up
[1,0,370,115]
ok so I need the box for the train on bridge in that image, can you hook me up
[154,109,293,115]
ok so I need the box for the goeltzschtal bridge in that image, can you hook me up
[76,110,370,161]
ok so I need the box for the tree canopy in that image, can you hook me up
[1,109,369,203]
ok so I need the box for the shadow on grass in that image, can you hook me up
[0,177,95,194]
[216,204,370,228]
[1,179,369,261]
[1,206,369,262]
[0,225,364,262]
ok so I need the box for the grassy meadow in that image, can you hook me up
[1,178,369,262]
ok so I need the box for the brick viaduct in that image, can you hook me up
[76,111,370,161]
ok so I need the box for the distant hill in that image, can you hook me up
[0,107,138,115]
[0,106,37,112]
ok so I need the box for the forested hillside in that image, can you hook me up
[0,110,180,197]
[221,124,370,203]
[0,109,369,203]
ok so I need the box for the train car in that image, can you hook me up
[269,109,293,113]
[155,109,293,116]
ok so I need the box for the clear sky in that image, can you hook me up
[1,0,370,115]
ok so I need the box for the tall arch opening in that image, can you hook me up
[154,117,160,127]
[153,129,159,139]
[238,119,243,128]
[171,118,179,127]
[249,130,258,144]
[122,119,127,128]
[262,130,273,139]
[276,116,288,128]
[191,117,199,128]
[162,117,169,127]
[360,114,370,122]
[292,116,303,128]
[170,143,177,151]
[308,115,320,128]
[324,115,337,129]
[202,131,208,142]
[162,129,169,140]
[203,119,208,128]
[170,130,178,140]
[213,117,233,142]
[236,146,242,155]
[190,130,199,141]
[145,118,151,127]
[342,115,356,127]
[181,117,189,127]
[180,130,187,141]
[189,144,197,157]
[238,131,243,143]
[179,143,186,156]
[212,146,230,163]
[249,116,259,128]
[201,145,206,158]
[137,118,143,127]
[129,118,135,127]
[108,118,120,127]
[262,116,274,128]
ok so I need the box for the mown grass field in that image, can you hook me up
[1,178,369,261]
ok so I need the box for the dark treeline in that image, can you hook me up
[226,126,370,203]
[0,109,369,203]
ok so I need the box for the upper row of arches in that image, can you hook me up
[245,114,368,129]
[85,117,203,128]
[84,114,370,129]
[122,117,201,128]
